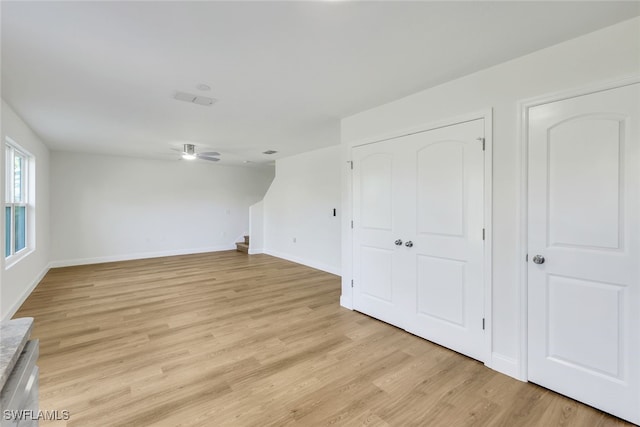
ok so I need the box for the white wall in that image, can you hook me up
[50,151,274,266]
[1,100,51,320]
[263,146,341,275]
[341,18,640,379]
[249,200,264,254]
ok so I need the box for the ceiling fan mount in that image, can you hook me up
[175,144,220,162]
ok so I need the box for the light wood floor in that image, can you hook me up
[15,251,632,427]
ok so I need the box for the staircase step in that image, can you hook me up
[243,235,250,245]
[236,242,249,254]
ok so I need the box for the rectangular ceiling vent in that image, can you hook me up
[262,150,278,155]
[174,92,216,106]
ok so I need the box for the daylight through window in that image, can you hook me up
[5,141,29,259]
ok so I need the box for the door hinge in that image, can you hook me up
[482,228,485,240]
[351,279,354,288]
[526,254,528,262]
[351,220,354,229]
[482,318,485,330]
[477,137,485,151]
[348,160,353,170]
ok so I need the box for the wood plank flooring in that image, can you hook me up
[14,251,632,426]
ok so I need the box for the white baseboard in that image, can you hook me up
[248,247,263,255]
[49,245,236,268]
[263,248,341,276]
[340,295,353,310]
[2,264,50,322]
[490,352,524,381]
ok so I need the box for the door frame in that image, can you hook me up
[344,109,494,366]
[517,75,640,381]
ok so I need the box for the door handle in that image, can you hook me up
[532,255,545,264]
[394,239,403,246]
[405,241,414,248]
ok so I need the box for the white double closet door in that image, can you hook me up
[352,119,486,361]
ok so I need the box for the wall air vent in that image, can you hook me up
[174,92,216,106]
[263,150,278,155]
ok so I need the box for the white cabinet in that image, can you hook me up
[1,340,39,427]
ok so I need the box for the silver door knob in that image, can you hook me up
[532,255,545,264]
[405,241,413,248]
[394,239,403,246]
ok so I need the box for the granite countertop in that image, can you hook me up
[0,317,34,390]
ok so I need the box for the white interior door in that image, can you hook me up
[352,138,408,328]
[353,118,486,362]
[404,119,486,361]
[528,83,640,424]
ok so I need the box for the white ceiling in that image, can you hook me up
[2,1,639,166]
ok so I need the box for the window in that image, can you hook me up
[5,141,30,260]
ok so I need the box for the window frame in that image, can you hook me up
[5,138,32,266]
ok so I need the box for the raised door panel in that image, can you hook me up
[548,117,623,250]
[547,275,623,379]
[416,255,466,327]
[360,153,393,231]
[361,246,394,303]
[417,142,465,238]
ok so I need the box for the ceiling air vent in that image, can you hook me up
[174,91,216,106]
[263,150,277,155]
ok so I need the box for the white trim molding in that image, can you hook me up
[491,353,521,379]
[340,142,354,309]
[263,248,341,277]
[49,245,237,268]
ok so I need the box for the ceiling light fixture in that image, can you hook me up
[182,144,197,160]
